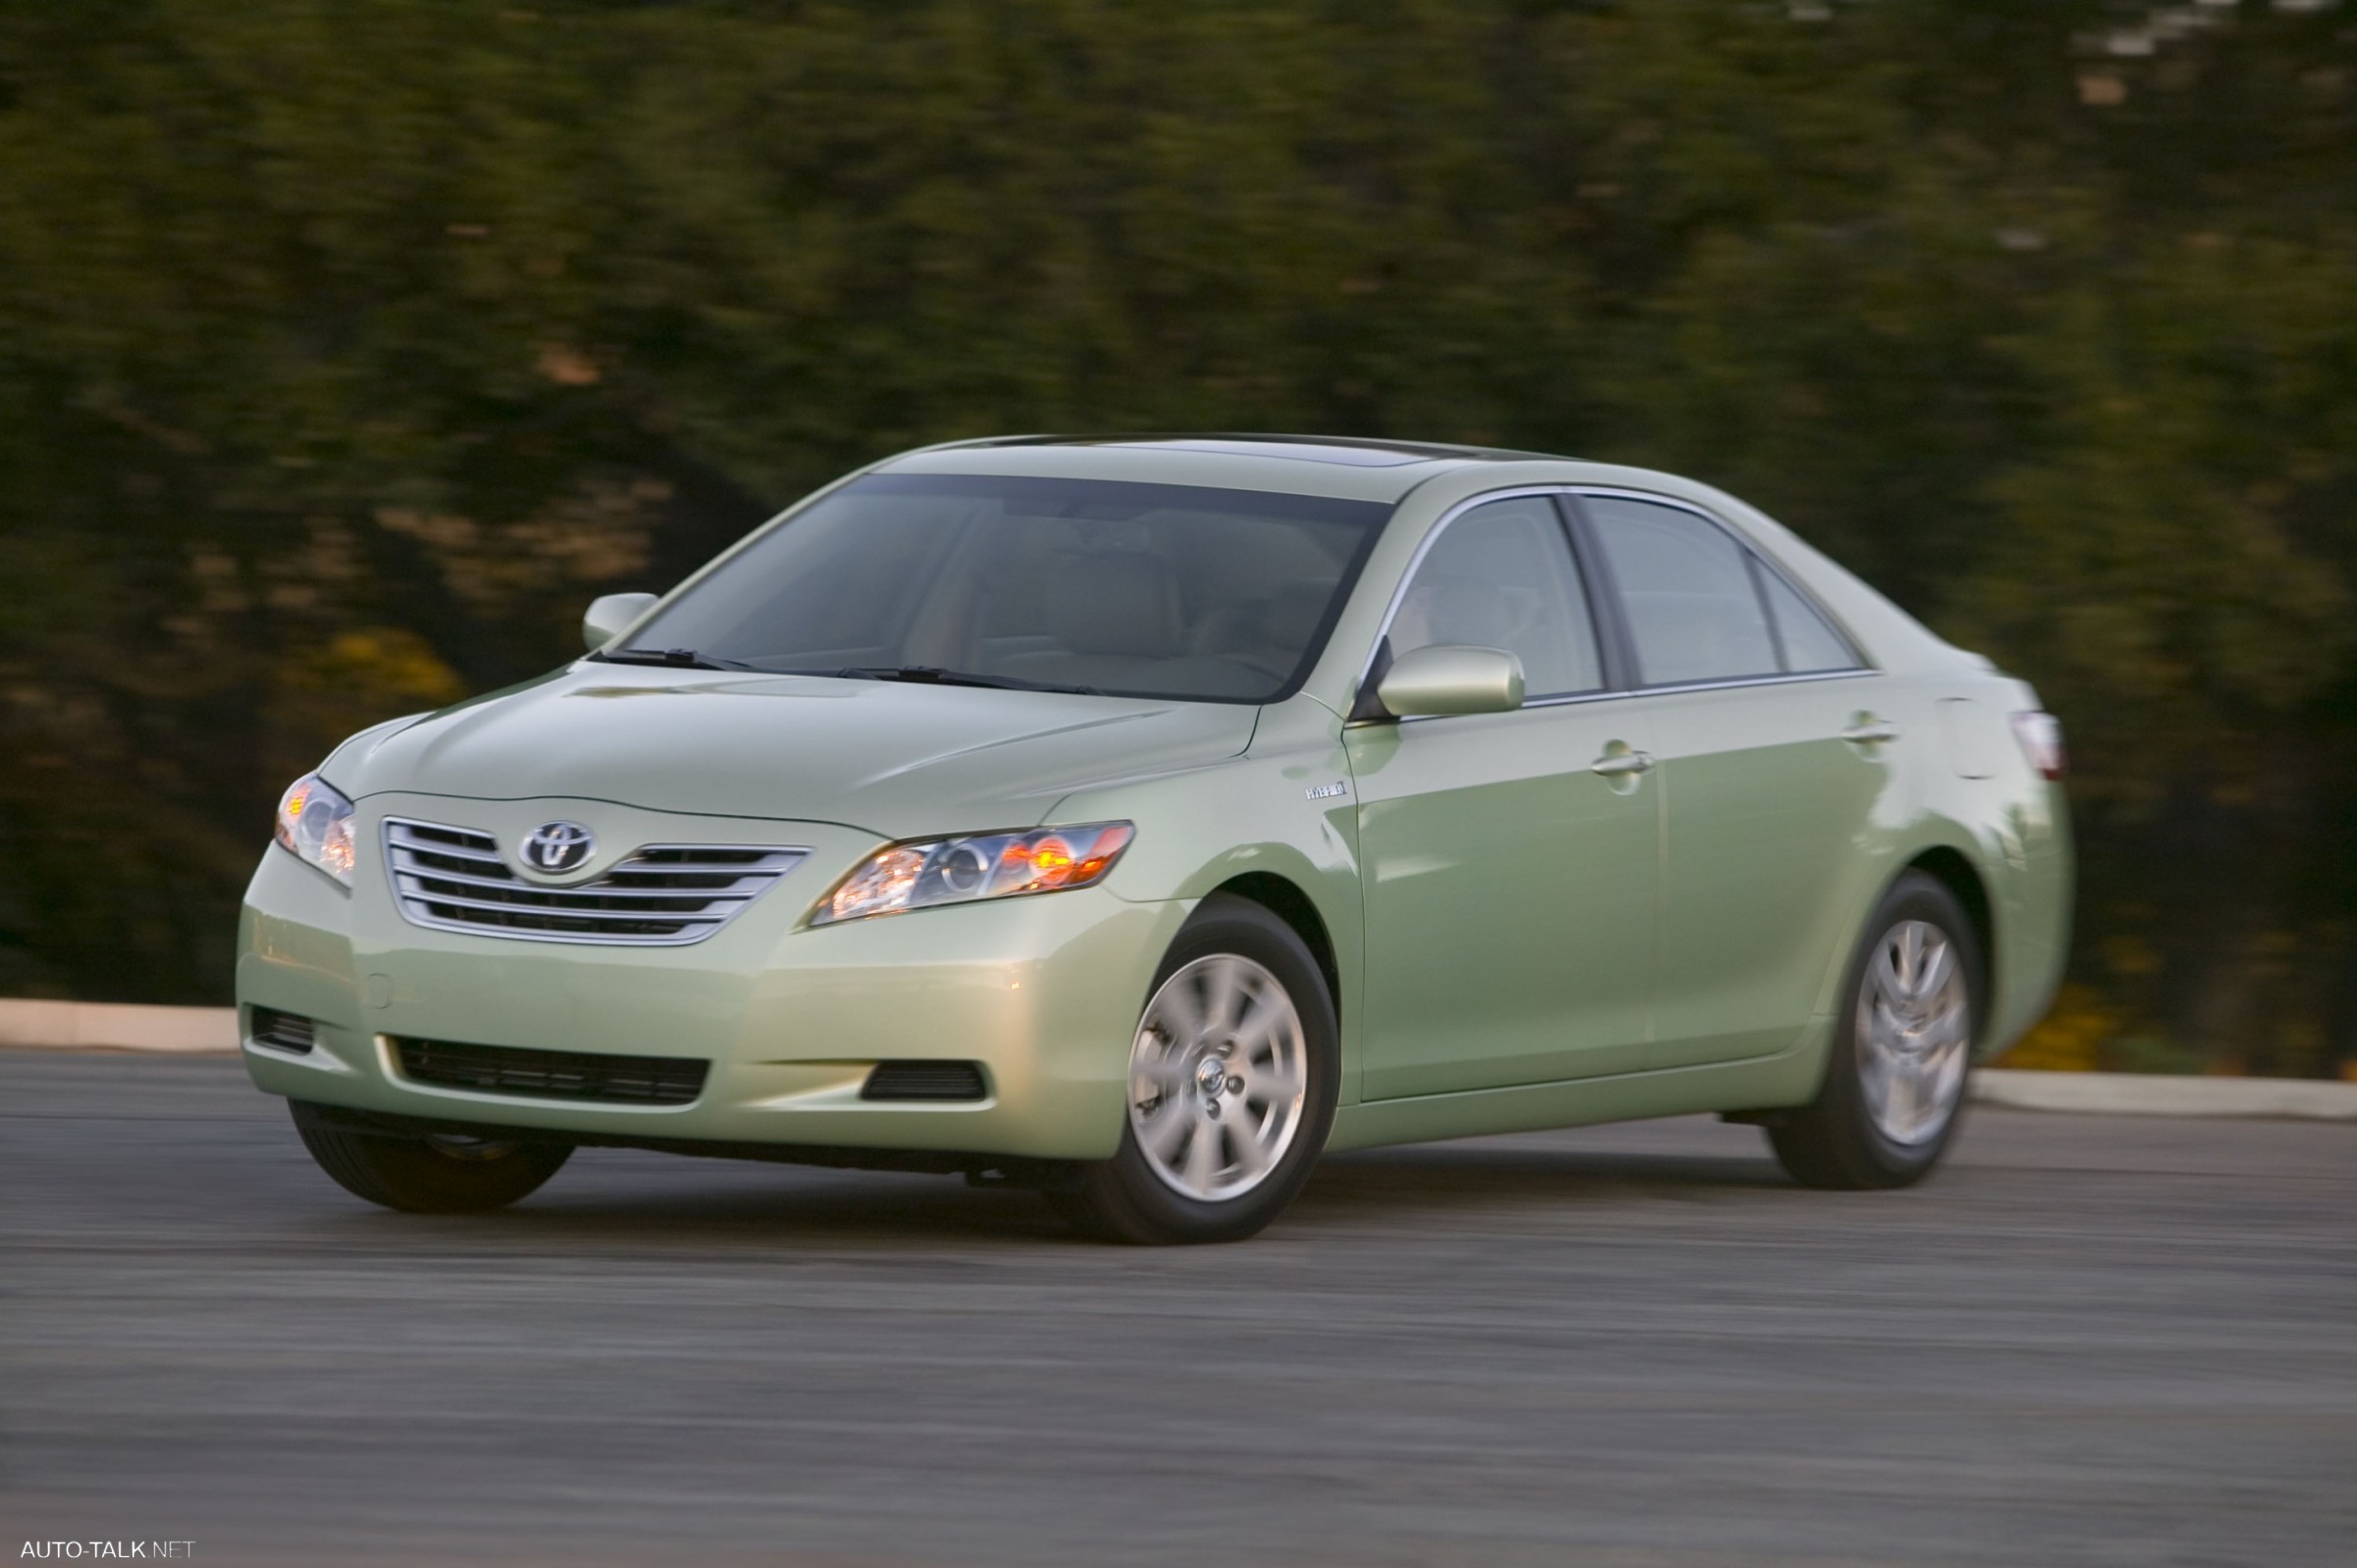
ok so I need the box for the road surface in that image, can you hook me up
[4,1053,2351,1566]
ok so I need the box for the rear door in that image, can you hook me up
[1348,494,1661,1098]
[1575,493,1890,1069]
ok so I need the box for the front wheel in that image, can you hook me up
[1768,871,1983,1190]
[1055,895,1339,1244]
[292,1103,574,1214]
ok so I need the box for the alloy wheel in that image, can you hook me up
[1128,953,1308,1201]
[1854,919,1971,1146]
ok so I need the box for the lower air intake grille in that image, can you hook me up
[394,1038,708,1107]
[860,1060,990,1102]
[249,1006,316,1054]
[384,818,806,946]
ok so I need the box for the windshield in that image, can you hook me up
[621,472,1392,702]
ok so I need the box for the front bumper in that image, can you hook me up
[237,793,1185,1162]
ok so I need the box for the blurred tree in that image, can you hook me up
[0,0,2349,1074]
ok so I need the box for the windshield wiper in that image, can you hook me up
[783,665,1102,696]
[590,647,752,671]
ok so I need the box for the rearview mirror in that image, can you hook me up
[582,592,659,652]
[1375,644,1525,718]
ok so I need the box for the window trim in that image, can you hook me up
[1746,551,1793,674]
[1553,491,1640,693]
[1351,484,1877,724]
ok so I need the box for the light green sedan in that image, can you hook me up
[242,435,2070,1243]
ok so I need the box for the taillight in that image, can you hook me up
[2010,711,2064,780]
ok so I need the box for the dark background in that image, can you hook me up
[1,0,2350,1076]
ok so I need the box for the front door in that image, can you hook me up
[1348,495,1662,1099]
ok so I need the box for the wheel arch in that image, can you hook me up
[1201,872,1342,1025]
[1901,843,1997,1005]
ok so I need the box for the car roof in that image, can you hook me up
[874,432,1571,504]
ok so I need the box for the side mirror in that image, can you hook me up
[582,592,659,652]
[1375,644,1526,718]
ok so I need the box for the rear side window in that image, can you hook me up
[1756,568,1859,674]
[1390,496,1604,698]
[1584,498,1780,685]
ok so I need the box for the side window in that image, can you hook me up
[1757,568,1859,674]
[1390,497,1603,698]
[1584,498,1780,686]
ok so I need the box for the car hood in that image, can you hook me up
[334,666,1261,838]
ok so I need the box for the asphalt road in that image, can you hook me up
[3,1054,2351,1568]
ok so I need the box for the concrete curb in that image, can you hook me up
[0,1000,239,1054]
[1972,1067,2357,1121]
[3,1001,2352,1120]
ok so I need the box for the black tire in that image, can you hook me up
[291,1102,573,1214]
[1768,871,1984,1191]
[1054,894,1339,1244]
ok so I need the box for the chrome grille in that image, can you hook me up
[384,817,806,946]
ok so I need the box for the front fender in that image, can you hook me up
[1057,695,1368,1103]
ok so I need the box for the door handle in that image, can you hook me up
[1841,719,1899,745]
[1590,749,1656,778]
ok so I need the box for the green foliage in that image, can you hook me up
[1,0,2350,1074]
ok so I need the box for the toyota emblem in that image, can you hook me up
[519,820,596,875]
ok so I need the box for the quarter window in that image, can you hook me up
[1390,497,1603,698]
[1757,568,1859,674]
[1584,498,1781,686]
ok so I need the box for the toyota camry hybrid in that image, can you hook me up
[240,435,2071,1243]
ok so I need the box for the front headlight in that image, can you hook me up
[812,822,1134,926]
[273,773,357,887]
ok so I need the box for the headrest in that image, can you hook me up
[1397,576,1541,653]
[1035,552,1184,659]
[1259,577,1334,648]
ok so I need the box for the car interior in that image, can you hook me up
[710,499,1368,699]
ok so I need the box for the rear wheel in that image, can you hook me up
[1055,895,1338,1244]
[292,1103,573,1214]
[1768,871,1982,1190]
